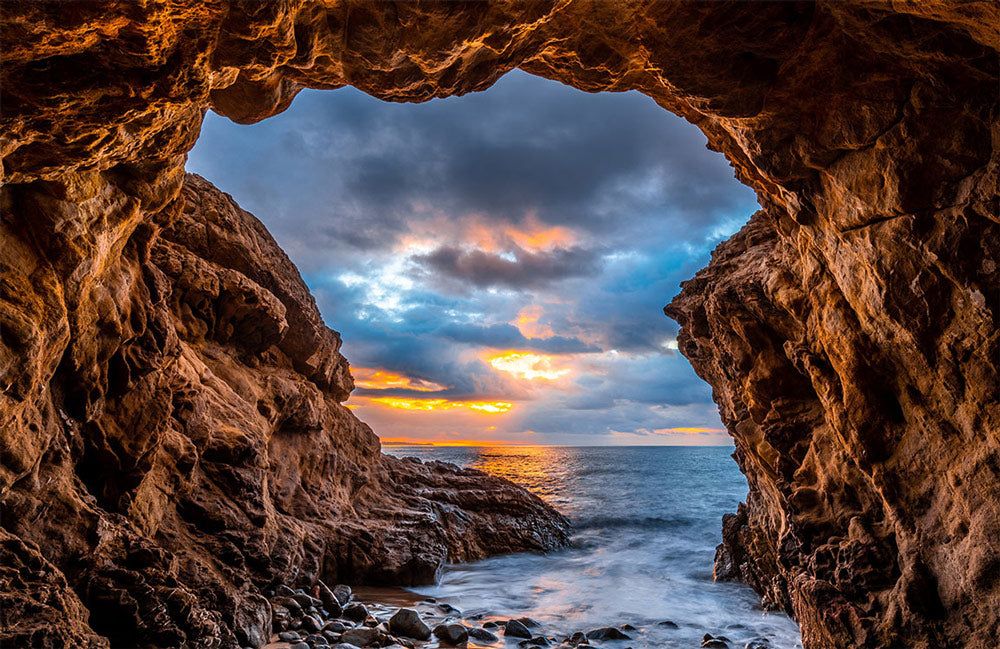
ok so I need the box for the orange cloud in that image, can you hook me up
[653,427,728,434]
[505,213,576,252]
[514,304,555,339]
[363,397,513,414]
[488,351,571,381]
[351,366,447,392]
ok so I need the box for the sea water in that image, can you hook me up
[382,445,803,649]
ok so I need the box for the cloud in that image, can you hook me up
[415,244,603,289]
[186,69,760,443]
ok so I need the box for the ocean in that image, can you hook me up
[382,445,802,649]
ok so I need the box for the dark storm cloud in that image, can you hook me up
[435,323,598,354]
[415,244,602,289]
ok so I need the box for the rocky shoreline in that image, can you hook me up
[258,582,778,649]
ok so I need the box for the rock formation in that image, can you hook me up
[0,1,997,648]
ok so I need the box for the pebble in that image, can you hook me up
[342,603,368,622]
[340,627,379,646]
[301,615,323,633]
[433,622,469,646]
[332,584,352,606]
[504,619,533,639]
[388,608,431,640]
[278,631,301,642]
[468,627,499,643]
[587,626,631,640]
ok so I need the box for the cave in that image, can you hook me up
[1,2,997,649]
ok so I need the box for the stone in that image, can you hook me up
[388,609,431,640]
[340,627,379,647]
[302,616,324,633]
[333,585,353,606]
[657,621,678,629]
[433,623,469,646]
[586,627,630,640]
[279,631,302,642]
[343,604,369,622]
[468,627,499,643]
[317,582,343,617]
[504,619,533,639]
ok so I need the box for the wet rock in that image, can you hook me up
[434,623,469,646]
[468,626,499,644]
[273,596,304,616]
[586,627,630,640]
[333,585,353,606]
[389,609,431,640]
[317,581,344,617]
[504,619,533,639]
[340,627,379,646]
[279,631,302,642]
[302,616,324,633]
[324,621,348,633]
[294,592,323,609]
[701,635,729,649]
[518,636,551,647]
[744,640,771,649]
[657,621,678,629]
[343,603,369,622]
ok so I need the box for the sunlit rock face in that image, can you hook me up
[1,1,997,648]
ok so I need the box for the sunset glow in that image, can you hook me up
[351,366,446,392]
[366,397,513,414]
[488,351,571,381]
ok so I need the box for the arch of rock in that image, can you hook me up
[1,2,997,648]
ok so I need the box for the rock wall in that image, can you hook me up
[1,1,998,648]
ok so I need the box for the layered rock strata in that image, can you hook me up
[1,2,998,648]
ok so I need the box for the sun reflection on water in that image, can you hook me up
[468,446,573,504]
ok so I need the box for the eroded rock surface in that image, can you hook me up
[1,2,997,648]
[1,172,567,648]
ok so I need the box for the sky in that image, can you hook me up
[186,70,759,446]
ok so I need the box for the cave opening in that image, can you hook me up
[185,69,803,646]
[187,69,755,447]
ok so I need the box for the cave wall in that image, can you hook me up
[1,2,998,648]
